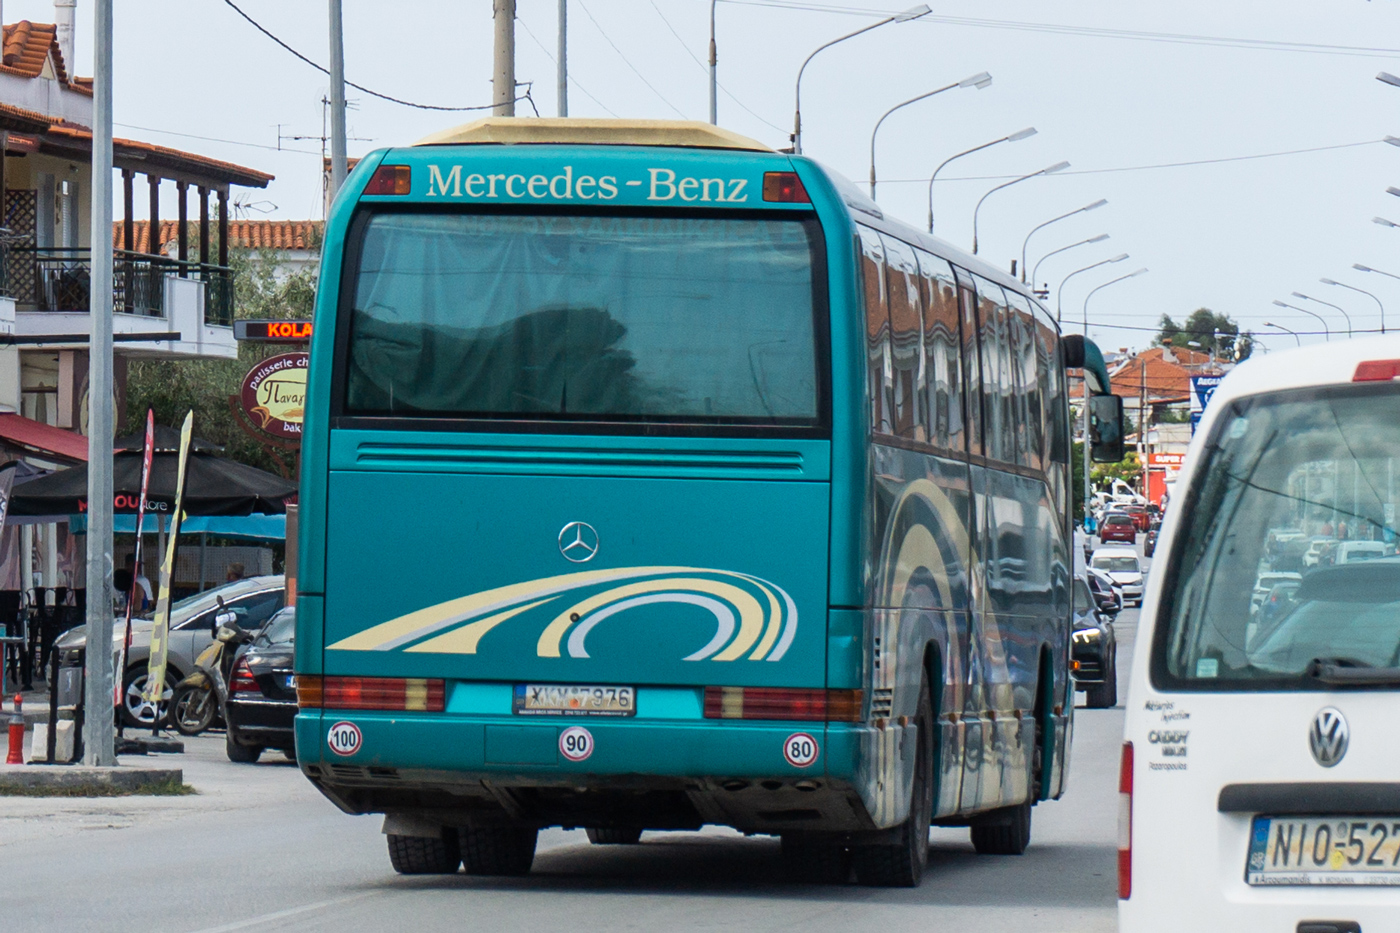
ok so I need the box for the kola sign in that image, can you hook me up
[240,353,308,439]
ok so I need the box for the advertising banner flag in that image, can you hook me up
[116,411,155,709]
[143,411,194,707]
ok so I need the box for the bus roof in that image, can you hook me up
[415,117,773,152]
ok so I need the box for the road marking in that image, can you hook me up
[181,892,375,933]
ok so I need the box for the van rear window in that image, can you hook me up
[342,211,823,428]
[1154,383,1400,690]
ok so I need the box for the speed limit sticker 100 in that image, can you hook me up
[328,721,362,757]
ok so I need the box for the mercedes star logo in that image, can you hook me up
[558,521,600,563]
[1309,707,1349,768]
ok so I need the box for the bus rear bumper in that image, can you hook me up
[296,711,880,834]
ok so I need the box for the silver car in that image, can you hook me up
[55,575,285,725]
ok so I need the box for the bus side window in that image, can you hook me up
[954,270,983,457]
[882,235,925,442]
[916,249,961,452]
[972,275,1015,465]
[1006,291,1043,472]
[858,226,894,437]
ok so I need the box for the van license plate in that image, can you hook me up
[1247,816,1400,884]
[514,684,635,717]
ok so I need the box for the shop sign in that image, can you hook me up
[1148,453,1185,468]
[240,353,308,439]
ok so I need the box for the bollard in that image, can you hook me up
[6,693,22,764]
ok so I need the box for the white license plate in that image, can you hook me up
[1247,816,1400,884]
[514,684,635,717]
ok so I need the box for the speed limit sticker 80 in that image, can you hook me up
[783,732,819,768]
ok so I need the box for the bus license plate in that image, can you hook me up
[514,684,635,717]
[1247,816,1400,885]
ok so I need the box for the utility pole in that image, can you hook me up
[1139,358,1148,497]
[328,0,347,196]
[85,0,116,767]
[708,0,718,124]
[557,0,567,117]
[494,0,516,117]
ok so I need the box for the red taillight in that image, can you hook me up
[762,171,810,203]
[1118,741,1133,899]
[231,659,259,694]
[1353,359,1400,382]
[320,676,445,712]
[363,164,412,195]
[703,686,862,722]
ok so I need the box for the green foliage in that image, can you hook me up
[1154,308,1253,360]
[1092,450,1142,489]
[123,247,318,476]
[1072,440,1085,523]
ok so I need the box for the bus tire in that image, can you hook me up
[461,825,538,876]
[586,827,643,845]
[969,797,1032,855]
[852,678,933,887]
[387,832,461,874]
[780,834,850,884]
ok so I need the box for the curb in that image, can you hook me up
[0,765,182,792]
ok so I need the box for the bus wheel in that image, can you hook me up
[852,678,933,887]
[387,832,461,874]
[461,825,538,876]
[586,827,643,845]
[780,834,850,884]
[969,702,1039,856]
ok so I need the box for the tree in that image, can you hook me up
[123,246,318,475]
[1154,308,1253,360]
[1092,450,1142,491]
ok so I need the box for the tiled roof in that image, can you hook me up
[42,124,274,188]
[0,101,57,132]
[114,220,323,253]
[0,21,87,94]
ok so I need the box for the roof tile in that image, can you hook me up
[113,220,323,253]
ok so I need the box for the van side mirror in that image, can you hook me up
[1089,394,1126,463]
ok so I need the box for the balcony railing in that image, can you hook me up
[0,245,235,325]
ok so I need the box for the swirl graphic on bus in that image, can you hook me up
[325,566,798,662]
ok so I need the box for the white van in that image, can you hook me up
[1121,338,1400,932]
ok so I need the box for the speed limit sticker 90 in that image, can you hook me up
[559,725,594,762]
[783,732,819,768]
[327,721,362,757]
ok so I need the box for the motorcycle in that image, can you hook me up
[168,601,254,736]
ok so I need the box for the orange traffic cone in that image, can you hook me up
[5,693,23,764]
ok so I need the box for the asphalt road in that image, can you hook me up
[2,609,1137,933]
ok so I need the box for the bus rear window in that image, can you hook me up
[342,212,822,426]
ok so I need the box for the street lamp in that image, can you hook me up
[1291,291,1353,338]
[792,4,932,154]
[1079,267,1147,525]
[1321,277,1385,335]
[1029,233,1109,291]
[1378,72,1400,88]
[1272,299,1330,341]
[1374,217,1400,229]
[1264,322,1301,346]
[1019,199,1107,282]
[869,72,992,199]
[1056,253,1129,322]
[925,127,1037,233]
[971,160,1071,254]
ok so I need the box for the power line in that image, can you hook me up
[221,0,515,112]
[517,13,620,117]
[575,0,689,119]
[113,122,322,156]
[720,0,1400,59]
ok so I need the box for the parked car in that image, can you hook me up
[1091,547,1145,605]
[1099,513,1137,545]
[224,607,297,763]
[54,576,286,726]
[1071,575,1117,708]
[1086,567,1123,615]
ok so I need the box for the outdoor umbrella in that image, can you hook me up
[8,426,297,518]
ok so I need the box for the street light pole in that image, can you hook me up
[1081,267,1148,523]
[708,0,717,124]
[1029,233,1109,291]
[1272,300,1330,341]
[558,0,568,117]
[328,0,347,195]
[1292,292,1352,338]
[1019,199,1107,282]
[1346,265,1397,333]
[869,72,991,199]
[1264,322,1302,346]
[84,0,116,767]
[1055,253,1128,322]
[792,4,930,154]
[971,161,1070,255]
[925,127,1036,233]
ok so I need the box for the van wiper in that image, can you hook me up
[1305,657,1400,686]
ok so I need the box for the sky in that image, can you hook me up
[13,0,1400,354]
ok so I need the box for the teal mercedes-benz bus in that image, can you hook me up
[294,118,1119,887]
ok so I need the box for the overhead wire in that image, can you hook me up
[517,13,621,117]
[575,0,690,119]
[113,122,322,156]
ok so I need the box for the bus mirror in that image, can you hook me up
[1090,395,1126,463]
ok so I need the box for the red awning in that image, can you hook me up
[0,413,88,464]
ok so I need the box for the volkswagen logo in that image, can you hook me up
[558,522,600,563]
[1309,707,1349,768]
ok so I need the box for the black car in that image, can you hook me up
[1085,567,1122,616]
[1071,576,1117,709]
[225,607,297,763]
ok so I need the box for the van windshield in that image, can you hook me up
[343,212,823,427]
[1155,383,1400,689]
